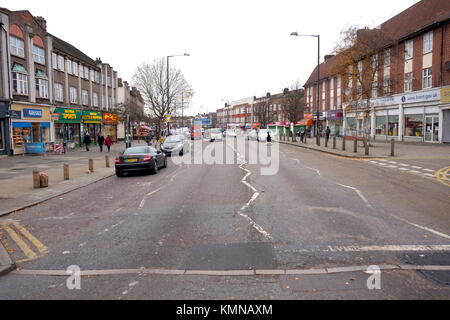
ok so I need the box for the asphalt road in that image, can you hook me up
[0,138,449,299]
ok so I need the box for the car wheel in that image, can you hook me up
[163,158,168,169]
[151,160,159,174]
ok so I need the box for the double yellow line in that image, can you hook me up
[435,167,450,188]
[0,221,48,262]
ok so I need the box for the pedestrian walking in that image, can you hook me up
[267,131,272,145]
[83,133,92,152]
[325,126,331,142]
[105,135,113,152]
[98,134,105,152]
[300,128,306,143]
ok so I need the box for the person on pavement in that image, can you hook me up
[300,128,306,143]
[325,127,331,142]
[98,134,105,152]
[83,133,92,152]
[105,135,113,152]
[267,131,272,145]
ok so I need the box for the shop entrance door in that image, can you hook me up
[425,116,439,142]
[32,123,41,142]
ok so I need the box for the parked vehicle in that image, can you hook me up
[115,146,167,177]
[258,129,278,142]
[161,135,190,156]
[247,130,258,141]
[191,126,202,140]
[224,130,237,138]
[205,129,224,142]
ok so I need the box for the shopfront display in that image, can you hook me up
[345,116,357,136]
[103,113,118,142]
[387,115,399,137]
[326,109,344,136]
[376,116,387,135]
[54,108,82,148]
[82,111,103,144]
[11,104,52,155]
[404,114,424,138]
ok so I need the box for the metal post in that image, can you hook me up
[354,138,358,153]
[33,170,40,189]
[364,138,369,156]
[89,159,94,173]
[333,135,337,150]
[316,35,321,147]
[342,136,346,151]
[391,139,395,157]
[105,156,110,168]
[167,56,170,137]
[63,164,69,180]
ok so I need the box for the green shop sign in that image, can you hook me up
[82,111,103,124]
[54,108,82,123]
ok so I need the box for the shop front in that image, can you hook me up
[11,104,52,155]
[54,108,82,148]
[326,109,344,136]
[103,113,119,142]
[82,111,103,144]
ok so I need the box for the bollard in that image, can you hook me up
[333,136,337,150]
[89,159,94,173]
[391,139,395,157]
[292,133,296,143]
[63,164,70,180]
[325,137,329,148]
[364,138,370,156]
[33,170,40,189]
[342,137,346,151]
[354,138,358,153]
[105,156,110,168]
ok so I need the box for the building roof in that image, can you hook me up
[51,34,98,67]
[304,0,450,87]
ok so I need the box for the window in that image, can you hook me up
[383,75,390,95]
[10,36,25,57]
[404,72,413,92]
[33,45,45,65]
[375,116,387,135]
[66,60,72,75]
[405,115,424,137]
[73,62,78,76]
[330,78,334,110]
[54,83,63,102]
[82,90,89,105]
[95,71,100,83]
[388,115,399,137]
[58,56,65,71]
[84,67,89,80]
[93,93,99,107]
[405,40,413,60]
[423,31,433,54]
[69,87,78,104]
[337,77,342,107]
[372,81,378,98]
[36,78,49,98]
[90,70,94,82]
[52,53,57,69]
[423,68,432,89]
[12,72,28,95]
[384,50,391,67]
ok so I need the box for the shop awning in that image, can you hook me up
[12,63,28,74]
[35,69,48,79]
[40,122,50,128]
[298,119,314,126]
[13,122,32,128]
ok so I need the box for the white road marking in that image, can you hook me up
[423,173,436,178]
[139,186,166,209]
[326,245,450,252]
[336,184,372,208]
[409,170,422,174]
[377,163,388,166]
[399,168,409,171]
[388,161,398,164]
[399,164,410,167]
[411,166,422,169]
[423,169,435,173]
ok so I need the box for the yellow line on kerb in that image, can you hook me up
[12,222,48,254]
[1,224,38,261]
[435,167,450,188]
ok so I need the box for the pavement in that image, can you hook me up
[0,140,148,217]
[0,138,449,299]
[280,136,450,160]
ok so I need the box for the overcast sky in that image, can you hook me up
[3,0,420,115]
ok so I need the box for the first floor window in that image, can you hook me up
[36,78,49,98]
[82,90,89,105]
[73,62,78,76]
[54,83,63,101]
[404,72,413,92]
[66,60,72,74]
[383,76,390,95]
[93,93,99,107]
[52,53,57,69]
[423,68,432,89]
[58,55,65,71]
[12,72,28,95]
[32,45,46,65]
[69,87,77,104]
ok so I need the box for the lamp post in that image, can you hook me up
[167,53,190,135]
[291,32,321,146]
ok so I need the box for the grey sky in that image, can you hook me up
[3,0,420,115]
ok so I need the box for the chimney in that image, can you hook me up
[34,16,47,31]
[266,93,271,98]
[283,88,289,95]
[324,54,335,61]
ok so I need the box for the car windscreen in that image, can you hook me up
[124,147,149,155]
[165,136,182,143]
[211,129,221,134]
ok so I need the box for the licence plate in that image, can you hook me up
[125,159,138,163]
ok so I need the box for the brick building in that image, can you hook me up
[304,0,450,143]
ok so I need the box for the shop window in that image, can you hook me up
[0,121,4,150]
[388,116,399,137]
[375,116,387,135]
[346,117,357,135]
[405,115,424,137]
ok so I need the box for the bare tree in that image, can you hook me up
[282,81,305,124]
[132,58,192,138]
[331,25,395,142]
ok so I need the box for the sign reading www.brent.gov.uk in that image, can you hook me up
[374,88,440,106]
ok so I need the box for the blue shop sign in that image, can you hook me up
[23,109,43,118]
[25,142,45,154]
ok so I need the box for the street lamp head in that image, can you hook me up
[290,32,299,36]
[184,53,190,57]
